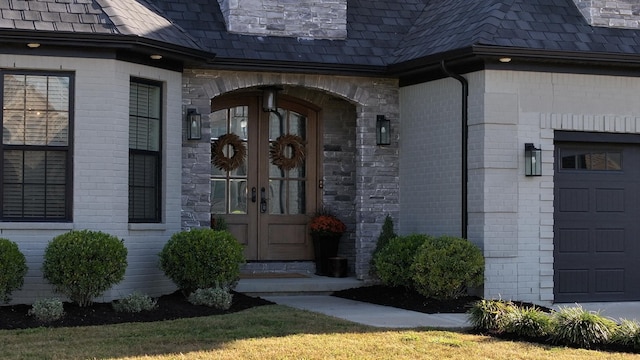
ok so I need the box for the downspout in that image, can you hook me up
[440,60,469,239]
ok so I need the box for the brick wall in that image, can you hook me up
[216,0,347,39]
[573,0,640,28]
[0,55,183,304]
[181,70,399,279]
[483,69,640,304]
[400,69,640,305]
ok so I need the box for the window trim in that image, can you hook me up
[0,70,74,222]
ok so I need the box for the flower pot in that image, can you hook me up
[311,233,341,276]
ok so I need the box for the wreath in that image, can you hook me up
[270,134,306,171]
[212,133,247,172]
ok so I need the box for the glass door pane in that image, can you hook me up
[210,106,249,214]
[268,109,307,215]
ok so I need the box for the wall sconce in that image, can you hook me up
[186,109,202,140]
[525,143,542,176]
[376,115,390,145]
[262,87,280,112]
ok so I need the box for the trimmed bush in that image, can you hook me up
[369,215,397,276]
[372,234,431,288]
[0,238,28,303]
[188,286,233,310]
[159,228,245,294]
[42,230,128,307]
[550,305,617,349]
[412,235,484,299]
[504,306,553,338]
[29,298,64,322]
[112,292,157,313]
[467,299,517,333]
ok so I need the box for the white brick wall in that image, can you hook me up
[0,55,182,304]
[401,69,640,305]
[399,78,463,236]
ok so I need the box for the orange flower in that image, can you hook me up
[310,214,346,236]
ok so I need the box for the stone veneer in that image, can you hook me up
[181,70,399,279]
[216,0,347,39]
[574,0,640,28]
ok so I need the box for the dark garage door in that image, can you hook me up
[555,141,640,302]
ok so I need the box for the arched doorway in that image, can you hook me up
[210,93,321,260]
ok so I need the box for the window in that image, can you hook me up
[560,149,622,171]
[1,72,73,221]
[129,79,162,223]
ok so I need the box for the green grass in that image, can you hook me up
[0,304,636,360]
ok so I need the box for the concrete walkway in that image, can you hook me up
[264,295,471,329]
[238,275,640,329]
[263,295,640,329]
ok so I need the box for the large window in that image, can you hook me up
[129,78,162,223]
[1,72,73,221]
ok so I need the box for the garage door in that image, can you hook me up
[554,141,640,302]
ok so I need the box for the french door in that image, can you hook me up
[210,94,319,260]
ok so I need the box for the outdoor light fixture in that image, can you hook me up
[262,87,280,112]
[186,109,202,140]
[525,143,542,176]
[150,54,163,60]
[376,115,390,145]
[26,43,40,48]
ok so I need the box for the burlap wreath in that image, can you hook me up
[212,133,247,172]
[270,134,306,171]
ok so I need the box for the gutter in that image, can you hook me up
[440,60,469,239]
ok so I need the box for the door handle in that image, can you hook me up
[251,187,257,203]
[260,187,267,213]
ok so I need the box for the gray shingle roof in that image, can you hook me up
[0,0,206,52]
[3,0,640,70]
[393,0,640,63]
[151,0,425,68]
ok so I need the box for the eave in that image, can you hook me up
[0,30,216,70]
[391,45,640,87]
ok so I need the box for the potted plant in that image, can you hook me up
[309,210,346,276]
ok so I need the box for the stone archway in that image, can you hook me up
[181,70,400,279]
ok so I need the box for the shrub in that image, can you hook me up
[112,292,157,313]
[0,238,28,303]
[612,319,640,350]
[467,299,517,333]
[159,228,245,294]
[28,298,64,322]
[372,234,431,288]
[370,215,397,276]
[504,306,553,338]
[411,235,484,299]
[550,305,617,349]
[42,230,128,307]
[188,286,233,310]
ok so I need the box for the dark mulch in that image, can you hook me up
[333,285,555,314]
[1,285,553,331]
[332,285,482,313]
[0,291,274,330]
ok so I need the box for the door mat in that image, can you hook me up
[240,272,310,279]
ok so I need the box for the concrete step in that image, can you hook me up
[236,274,364,296]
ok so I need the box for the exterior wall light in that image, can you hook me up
[262,86,280,112]
[376,115,390,145]
[187,109,202,140]
[525,143,542,176]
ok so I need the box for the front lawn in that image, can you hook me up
[0,305,635,359]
